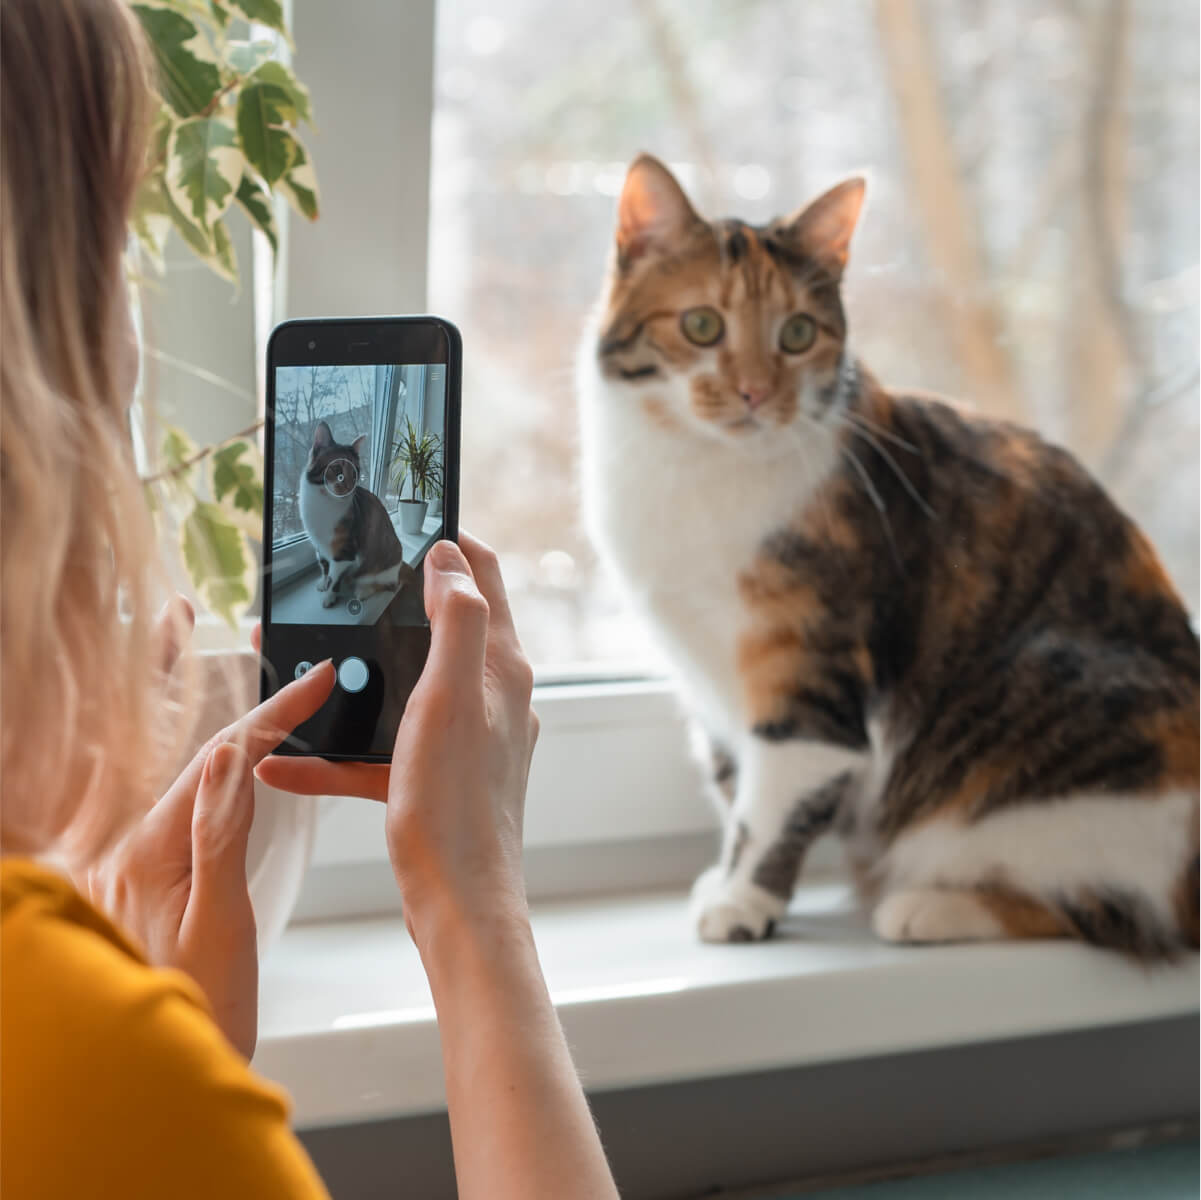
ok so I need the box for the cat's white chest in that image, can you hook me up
[581,375,827,742]
[299,479,345,557]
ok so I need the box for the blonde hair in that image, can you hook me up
[1,0,178,867]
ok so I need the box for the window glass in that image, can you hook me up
[429,0,1199,667]
[272,366,381,545]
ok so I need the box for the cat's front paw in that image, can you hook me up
[321,591,339,608]
[690,866,784,943]
[315,576,331,592]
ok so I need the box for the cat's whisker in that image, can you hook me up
[840,443,903,569]
[840,421,937,521]
[839,443,884,514]
[842,409,920,455]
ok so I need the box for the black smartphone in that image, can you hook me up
[260,316,461,761]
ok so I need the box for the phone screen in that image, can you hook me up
[261,318,460,760]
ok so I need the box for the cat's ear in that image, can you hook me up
[351,434,368,459]
[782,177,866,280]
[616,154,701,265]
[311,421,333,454]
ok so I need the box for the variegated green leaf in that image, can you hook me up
[160,425,200,503]
[132,106,174,270]
[166,117,244,229]
[211,217,238,283]
[225,0,285,34]
[181,502,255,626]
[279,139,319,220]
[236,79,299,184]
[132,179,171,272]
[246,60,313,125]
[132,6,222,118]
[161,179,216,258]
[235,173,278,254]
[147,100,175,164]
[143,0,226,27]
[209,439,264,536]
[162,425,198,472]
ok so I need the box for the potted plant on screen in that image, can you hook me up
[390,417,443,534]
[428,456,445,518]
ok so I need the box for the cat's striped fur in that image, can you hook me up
[580,155,1199,958]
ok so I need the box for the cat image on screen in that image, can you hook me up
[299,421,415,608]
[579,154,1199,958]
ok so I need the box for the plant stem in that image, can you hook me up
[200,74,244,120]
[141,419,264,485]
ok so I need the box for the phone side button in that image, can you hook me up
[337,656,369,694]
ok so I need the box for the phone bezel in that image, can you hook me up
[261,315,462,762]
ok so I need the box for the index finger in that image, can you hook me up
[156,659,337,823]
[222,657,338,762]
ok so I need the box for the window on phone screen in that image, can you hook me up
[429,0,1198,671]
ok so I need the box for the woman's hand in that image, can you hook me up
[261,538,618,1200]
[386,535,539,942]
[256,533,539,948]
[86,597,337,1058]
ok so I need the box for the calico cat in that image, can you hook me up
[299,421,414,608]
[580,154,1199,959]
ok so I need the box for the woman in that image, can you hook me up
[0,2,618,1197]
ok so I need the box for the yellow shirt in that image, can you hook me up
[1,858,330,1199]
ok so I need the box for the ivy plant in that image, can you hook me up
[129,0,319,624]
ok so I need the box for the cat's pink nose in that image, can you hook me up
[739,383,771,409]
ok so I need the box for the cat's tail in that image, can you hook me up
[1055,809,1198,959]
[1049,863,1198,961]
[876,793,1199,961]
[875,880,1196,962]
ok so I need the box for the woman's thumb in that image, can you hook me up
[191,742,255,894]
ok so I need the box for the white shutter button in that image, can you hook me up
[337,656,369,693]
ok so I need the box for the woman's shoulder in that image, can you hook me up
[1,857,328,1199]
[2,857,220,1065]
[4,854,166,981]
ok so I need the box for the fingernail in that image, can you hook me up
[428,540,464,572]
[207,744,252,824]
[207,741,250,787]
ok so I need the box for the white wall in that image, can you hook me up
[285,0,437,321]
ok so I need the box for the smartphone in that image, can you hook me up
[260,316,461,761]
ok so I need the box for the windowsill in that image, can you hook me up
[268,516,440,626]
[254,880,1200,1131]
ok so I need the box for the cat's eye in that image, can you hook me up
[323,458,358,497]
[680,307,725,347]
[779,313,817,354]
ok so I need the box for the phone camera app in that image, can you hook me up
[270,363,447,630]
